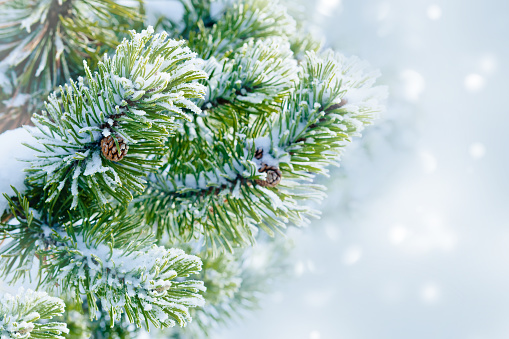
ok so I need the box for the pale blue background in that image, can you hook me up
[2,1,507,338]
[217,0,509,338]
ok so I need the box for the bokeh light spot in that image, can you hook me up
[389,225,408,245]
[480,54,497,74]
[469,142,486,160]
[419,150,438,173]
[343,246,362,265]
[317,0,342,16]
[427,5,442,20]
[295,261,306,276]
[464,73,485,92]
[400,69,425,101]
[420,283,441,304]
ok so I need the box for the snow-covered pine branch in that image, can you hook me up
[0,0,139,97]
[269,50,388,176]
[166,236,292,338]
[134,49,385,253]
[0,0,386,337]
[0,289,68,339]
[26,27,207,209]
[188,0,296,59]
[61,304,139,339]
[0,192,205,330]
[0,0,141,132]
[201,37,298,119]
[45,236,205,329]
[138,123,312,251]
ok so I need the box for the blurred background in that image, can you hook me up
[216,0,509,338]
[1,0,507,338]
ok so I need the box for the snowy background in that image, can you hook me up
[1,0,507,338]
[217,0,509,339]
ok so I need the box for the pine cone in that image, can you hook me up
[256,163,282,187]
[101,135,128,161]
[255,148,263,160]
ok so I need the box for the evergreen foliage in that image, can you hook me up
[0,288,68,339]
[0,0,141,131]
[1,189,204,332]
[26,27,206,209]
[0,0,386,337]
[174,237,293,338]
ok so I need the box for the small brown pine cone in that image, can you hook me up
[255,148,264,160]
[101,135,129,162]
[256,164,282,187]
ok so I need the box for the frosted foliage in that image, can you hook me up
[49,233,205,328]
[204,38,297,107]
[230,0,296,41]
[192,0,296,59]
[139,36,386,253]
[0,127,39,215]
[155,130,264,204]
[0,288,68,339]
[269,50,388,174]
[0,0,142,97]
[27,27,207,207]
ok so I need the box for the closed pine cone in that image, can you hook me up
[101,135,129,161]
[256,163,282,187]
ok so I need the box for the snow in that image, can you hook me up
[0,127,39,214]
[52,232,205,324]
[248,137,281,170]
[0,288,66,335]
[205,37,297,108]
[83,150,110,176]
[185,174,198,189]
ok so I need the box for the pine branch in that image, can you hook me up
[0,0,140,97]
[167,236,293,338]
[25,27,207,209]
[134,50,385,253]
[0,1,387,337]
[0,288,69,339]
[137,122,316,252]
[268,50,388,177]
[0,0,143,133]
[44,235,205,329]
[62,303,139,339]
[188,0,296,59]
[0,191,206,331]
[200,37,297,120]
[64,301,141,339]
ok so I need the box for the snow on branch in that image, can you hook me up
[47,236,205,329]
[0,0,140,96]
[138,124,315,252]
[26,27,207,209]
[0,193,205,330]
[270,50,388,176]
[189,0,296,59]
[201,37,297,117]
[134,50,386,253]
[0,288,68,339]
